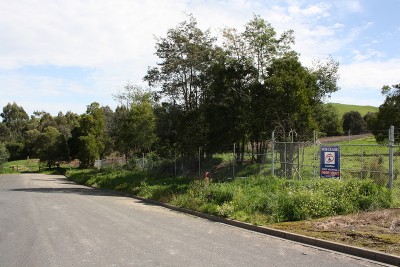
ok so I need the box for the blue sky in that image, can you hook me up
[1,0,399,115]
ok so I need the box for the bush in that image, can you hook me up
[205,184,234,204]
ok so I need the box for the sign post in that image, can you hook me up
[320,146,340,178]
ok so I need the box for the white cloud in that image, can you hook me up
[0,0,188,69]
[352,49,386,61]
[342,0,363,13]
[339,58,400,89]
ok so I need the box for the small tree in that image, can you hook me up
[36,126,68,168]
[314,104,343,136]
[77,135,99,167]
[342,111,367,135]
[112,91,157,161]
[69,103,107,167]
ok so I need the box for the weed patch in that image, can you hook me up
[65,168,392,225]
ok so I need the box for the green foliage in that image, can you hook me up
[0,123,11,142]
[1,102,29,143]
[5,142,25,161]
[69,103,108,167]
[176,177,391,223]
[264,54,319,137]
[36,126,68,168]
[77,134,100,167]
[342,111,367,134]
[314,104,343,136]
[112,88,157,159]
[0,142,10,169]
[370,84,400,143]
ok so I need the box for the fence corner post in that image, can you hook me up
[389,125,394,189]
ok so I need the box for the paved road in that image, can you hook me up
[0,174,387,267]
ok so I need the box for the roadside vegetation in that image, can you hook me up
[65,166,393,225]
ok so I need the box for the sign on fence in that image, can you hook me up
[320,146,340,178]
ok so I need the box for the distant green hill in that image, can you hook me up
[327,103,379,118]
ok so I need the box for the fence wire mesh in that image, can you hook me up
[97,130,398,189]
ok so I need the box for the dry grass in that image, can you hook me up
[270,209,400,256]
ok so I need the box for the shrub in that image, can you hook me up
[205,184,234,204]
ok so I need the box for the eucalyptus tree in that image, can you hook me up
[218,16,296,160]
[1,102,29,159]
[36,126,68,168]
[202,48,255,156]
[264,54,340,175]
[112,88,157,161]
[69,102,107,167]
[145,14,215,110]
[145,14,216,156]
[1,102,29,141]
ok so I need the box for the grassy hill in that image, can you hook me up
[328,102,378,118]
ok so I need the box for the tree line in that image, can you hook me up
[0,15,396,169]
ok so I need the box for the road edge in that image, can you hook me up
[131,194,399,266]
[68,177,400,266]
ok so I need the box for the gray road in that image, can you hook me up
[0,174,387,267]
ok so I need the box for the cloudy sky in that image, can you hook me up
[1,0,399,115]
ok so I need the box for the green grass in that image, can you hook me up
[65,168,392,225]
[0,159,40,173]
[66,168,191,202]
[0,159,70,175]
[328,102,378,117]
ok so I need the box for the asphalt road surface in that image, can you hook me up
[0,174,387,267]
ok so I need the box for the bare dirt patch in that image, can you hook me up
[318,133,373,144]
[270,209,400,256]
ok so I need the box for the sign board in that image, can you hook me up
[320,146,340,178]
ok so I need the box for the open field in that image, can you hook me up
[1,159,40,173]
[328,102,379,117]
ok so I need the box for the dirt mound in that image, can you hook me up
[272,209,400,256]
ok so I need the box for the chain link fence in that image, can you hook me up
[270,127,397,188]
[96,128,398,189]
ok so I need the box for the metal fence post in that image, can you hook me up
[233,143,236,179]
[284,143,287,178]
[313,130,317,179]
[272,131,275,176]
[389,125,394,189]
[174,150,177,176]
[198,147,201,178]
[297,142,301,180]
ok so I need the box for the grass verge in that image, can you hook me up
[65,168,392,224]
